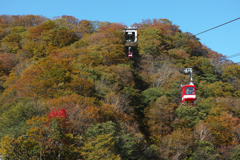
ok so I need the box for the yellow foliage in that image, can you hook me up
[81,133,121,160]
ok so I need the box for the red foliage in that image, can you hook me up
[48,108,67,119]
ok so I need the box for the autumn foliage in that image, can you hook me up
[0,15,240,159]
[48,108,67,119]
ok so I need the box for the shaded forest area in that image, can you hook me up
[0,15,240,159]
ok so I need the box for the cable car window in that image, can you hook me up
[185,87,194,95]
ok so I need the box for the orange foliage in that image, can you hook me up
[11,64,40,98]
[8,15,47,28]
[98,23,126,33]
[27,26,43,40]
[99,103,134,123]
[207,112,240,145]
[11,57,94,99]
[50,47,88,63]
[168,49,190,59]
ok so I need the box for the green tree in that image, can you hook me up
[81,133,121,160]
[222,64,240,82]
[1,33,22,53]
[0,98,48,140]
[189,140,220,160]
[198,80,236,98]
[229,145,240,160]
[83,121,149,160]
[138,28,166,58]
[141,87,164,104]
[176,105,200,128]
[0,114,81,160]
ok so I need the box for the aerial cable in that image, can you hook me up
[195,17,240,36]
[160,17,240,50]
[226,53,240,59]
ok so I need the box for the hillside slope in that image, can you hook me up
[0,15,240,159]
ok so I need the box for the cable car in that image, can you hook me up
[128,52,133,59]
[181,85,196,105]
[181,68,196,105]
[127,47,133,59]
[123,27,138,47]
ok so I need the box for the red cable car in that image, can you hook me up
[181,85,196,105]
[181,68,196,105]
[128,52,133,59]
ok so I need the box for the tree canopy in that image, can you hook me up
[0,15,240,159]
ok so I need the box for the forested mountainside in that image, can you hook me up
[0,15,240,160]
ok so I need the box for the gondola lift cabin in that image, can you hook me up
[181,68,196,105]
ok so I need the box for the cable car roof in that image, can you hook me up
[181,85,195,89]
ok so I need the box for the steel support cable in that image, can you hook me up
[195,17,240,36]
[161,17,240,49]
[226,53,240,59]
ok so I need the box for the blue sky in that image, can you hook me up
[1,0,240,63]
